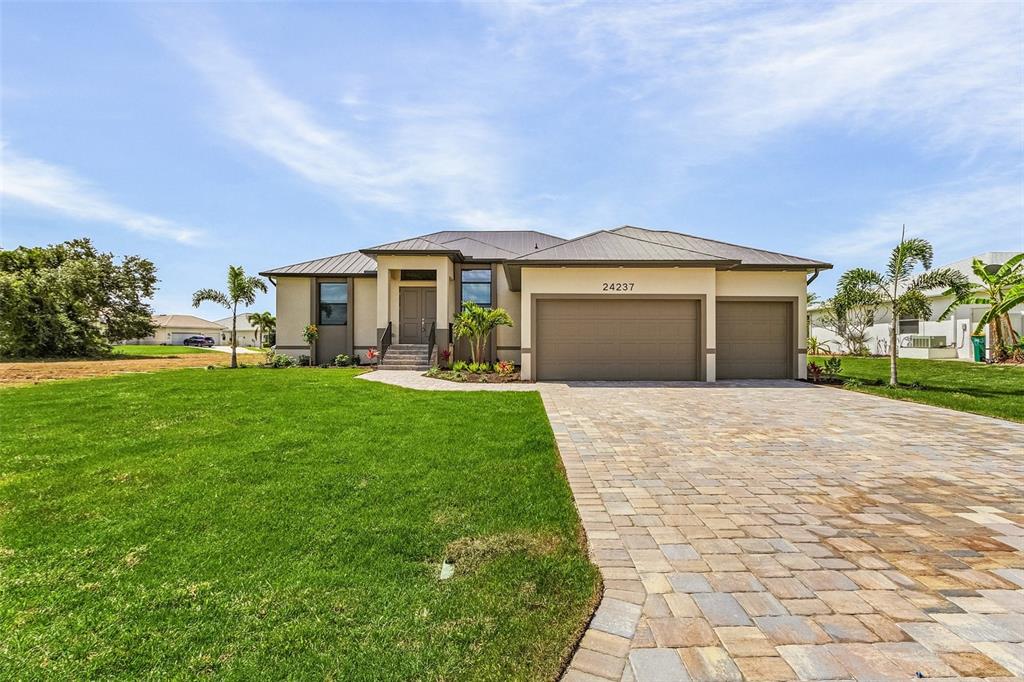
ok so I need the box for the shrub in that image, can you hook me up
[439,348,452,369]
[822,356,842,380]
[334,354,352,367]
[807,361,823,383]
[425,366,441,378]
[495,360,515,376]
[365,347,378,364]
[452,360,469,373]
[467,362,490,374]
[269,352,295,368]
[297,354,310,367]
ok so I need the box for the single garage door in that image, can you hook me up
[536,299,700,381]
[716,301,793,379]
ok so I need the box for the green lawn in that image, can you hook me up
[810,354,1024,422]
[0,369,599,680]
[111,344,219,357]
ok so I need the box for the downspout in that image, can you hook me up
[806,268,821,286]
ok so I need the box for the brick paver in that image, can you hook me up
[546,381,1024,681]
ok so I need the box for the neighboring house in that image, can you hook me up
[125,314,225,345]
[810,251,1024,360]
[261,226,829,382]
[214,314,260,347]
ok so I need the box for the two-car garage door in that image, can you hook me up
[536,299,700,381]
[534,298,793,381]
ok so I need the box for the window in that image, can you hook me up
[401,269,436,281]
[461,268,492,306]
[319,282,348,325]
[898,317,919,334]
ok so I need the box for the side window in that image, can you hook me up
[461,269,492,306]
[319,282,348,325]
[898,317,920,334]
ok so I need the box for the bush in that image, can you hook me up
[267,351,296,368]
[334,354,352,367]
[452,360,469,373]
[425,366,441,378]
[822,356,842,379]
[468,362,490,374]
[297,355,310,367]
[495,360,515,376]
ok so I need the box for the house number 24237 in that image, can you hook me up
[602,282,635,291]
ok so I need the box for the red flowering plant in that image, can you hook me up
[439,348,452,369]
[365,347,379,365]
[495,360,515,376]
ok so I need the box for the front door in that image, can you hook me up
[399,287,436,343]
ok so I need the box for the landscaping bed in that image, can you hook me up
[0,369,599,679]
[808,354,1024,422]
[426,361,520,383]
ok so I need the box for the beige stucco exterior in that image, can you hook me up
[275,276,312,353]
[272,255,810,380]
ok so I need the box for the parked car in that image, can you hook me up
[182,335,216,347]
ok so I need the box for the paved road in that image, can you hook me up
[545,381,1024,681]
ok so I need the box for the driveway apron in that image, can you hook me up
[541,381,1024,682]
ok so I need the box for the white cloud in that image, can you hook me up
[153,15,533,230]
[0,143,201,244]
[816,177,1024,264]
[480,2,1022,156]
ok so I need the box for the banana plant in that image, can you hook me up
[939,252,1023,361]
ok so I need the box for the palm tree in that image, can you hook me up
[452,302,513,363]
[247,311,276,348]
[193,265,268,368]
[939,253,1023,360]
[835,228,969,386]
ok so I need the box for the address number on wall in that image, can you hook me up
[602,282,635,291]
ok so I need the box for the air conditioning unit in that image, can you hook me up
[905,335,946,349]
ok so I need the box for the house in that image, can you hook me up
[214,314,260,348]
[260,226,830,381]
[124,314,225,345]
[809,251,1024,360]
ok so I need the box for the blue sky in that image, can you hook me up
[2,1,1022,319]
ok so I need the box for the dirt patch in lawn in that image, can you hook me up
[0,353,262,387]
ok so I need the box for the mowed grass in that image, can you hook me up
[0,369,599,680]
[111,344,219,357]
[810,354,1024,422]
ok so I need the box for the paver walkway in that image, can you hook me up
[358,371,1024,679]
[546,381,1024,682]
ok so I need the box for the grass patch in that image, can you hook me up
[811,354,1024,422]
[111,344,219,357]
[0,369,598,679]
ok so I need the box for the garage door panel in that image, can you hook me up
[536,299,700,381]
[716,301,792,379]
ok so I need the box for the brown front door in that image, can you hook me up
[399,287,436,343]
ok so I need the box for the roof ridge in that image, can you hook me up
[510,228,611,259]
[607,226,733,261]
[613,225,822,263]
[436,234,519,255]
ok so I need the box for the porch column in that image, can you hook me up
[375,265,390,343]
[435,260,451,352]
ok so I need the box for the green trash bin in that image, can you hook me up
[971,335,986,362]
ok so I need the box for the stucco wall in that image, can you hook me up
[375,255,454,333]
[494,264,522,365]
[276,276,311,355]
[519,267,718,381]
[353,277,378,356]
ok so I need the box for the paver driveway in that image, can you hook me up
[546,381,1024,682]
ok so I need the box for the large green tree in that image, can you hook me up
[835,229,970,386]
[939,253,1024,361]
[193,265,267,368]
[0,238,157,358]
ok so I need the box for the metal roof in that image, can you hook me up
[612,226,830,268]
[259,250,377,277]
[511,229,738,265]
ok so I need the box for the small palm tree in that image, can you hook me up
[835,228,969,386]
[452,302,513,363]
[247,311,276,348]
[939,253,1023,360]
[193,265,268,368]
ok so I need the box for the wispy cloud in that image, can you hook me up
[481,2,1022,156]
[0,142,201,244]
[152,12,532,230]
[816,176,1024,264]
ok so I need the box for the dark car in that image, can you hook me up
[182,335,216,347]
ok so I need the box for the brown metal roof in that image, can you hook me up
[612,226,830,268]
[511,230,739,265]
[259,250,377,277]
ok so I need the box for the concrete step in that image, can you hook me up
[378,364,430,371]
[389,344,429,350]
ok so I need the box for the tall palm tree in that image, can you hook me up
[939,253,1023,360]
[193,265,267,368]
[452,302,513,363]
[835,228,969,386]
[247,311,276,348]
